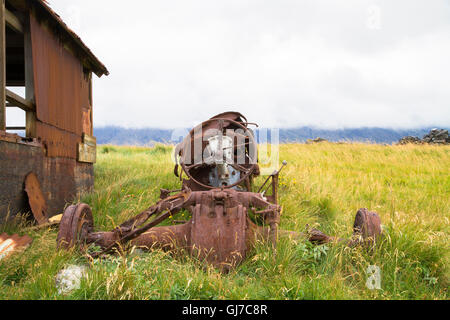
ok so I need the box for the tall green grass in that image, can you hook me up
[0,143,448,299]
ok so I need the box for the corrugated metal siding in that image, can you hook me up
[35,122,81,158]
[30,13,91,159]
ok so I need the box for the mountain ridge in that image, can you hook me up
[94,126,442,145]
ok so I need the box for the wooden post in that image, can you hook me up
[24,14,35,137]
[0,0,6,131]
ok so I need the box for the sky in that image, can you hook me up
[10,0,450,129]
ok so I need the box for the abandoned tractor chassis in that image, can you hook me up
[57,188,382,271]
[56,112,383,271]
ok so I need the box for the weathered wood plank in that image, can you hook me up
[77,143,96,163]
[83,133,96,147]
[5,88,35,112]
[5,8,23,33]
[24,14,35,138]
[77,134,97,163]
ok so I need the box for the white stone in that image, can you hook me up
[55,265,87,295]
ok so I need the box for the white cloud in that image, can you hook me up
[42,0,450,129]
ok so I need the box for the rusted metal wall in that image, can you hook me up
[30,13,91,159]
[0,137,94,222]
[0,10,97,222]
[35,122,80,159]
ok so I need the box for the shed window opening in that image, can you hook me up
[5,86,25,136]
[2,5,35,138]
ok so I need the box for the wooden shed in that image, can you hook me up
[0,0,108,223]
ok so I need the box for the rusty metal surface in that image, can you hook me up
[4,5,103,160]
[6,1,107,76]
[35,121,81,159]
[24,172,48,225]
[29,0,109,77]
[350,208,382,246]
[0,138,94,223]
[176,112,251,166]
[0,130,41,146]
[30,11,90,134]
[175,112,259,191]
[190,200,248,270]
[61,188,280,271]
[131,223,191,251]
[30,13,91,159]
[57,204,94,250]
[181,118,257,190]
[0,233,33,260]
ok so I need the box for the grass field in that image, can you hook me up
[0,143,448,300]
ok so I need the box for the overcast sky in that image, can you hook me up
[30,1,450,129]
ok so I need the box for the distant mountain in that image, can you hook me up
[94,126,174,146]
[94,126,440,145]
[265,127,435,144]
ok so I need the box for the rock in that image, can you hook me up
[423,129,449,144]
[398,136,422,145]
[306,137,328,144]
[55,265,87,295]
[398,129,449,145]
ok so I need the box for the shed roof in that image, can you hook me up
[9,0,109,77]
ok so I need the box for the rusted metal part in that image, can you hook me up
[87,191,192,257]
[159,188,182,200]
[0,232,33,260]
[353,208,382,238]
[57,203,94,250]
[24,172,48,225]
[174,112,259,191]
[60,188,280,270]
[291,208,383,246]
[307,228,336,244]
[0,138,93,223]
[179,118,257,190]
[349,208,382,246]
[56,205,76,249]
[35,122,81,159]
[131,223,192,252]
[190,202,248,271]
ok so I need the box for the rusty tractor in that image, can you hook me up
[57,112,382,272]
